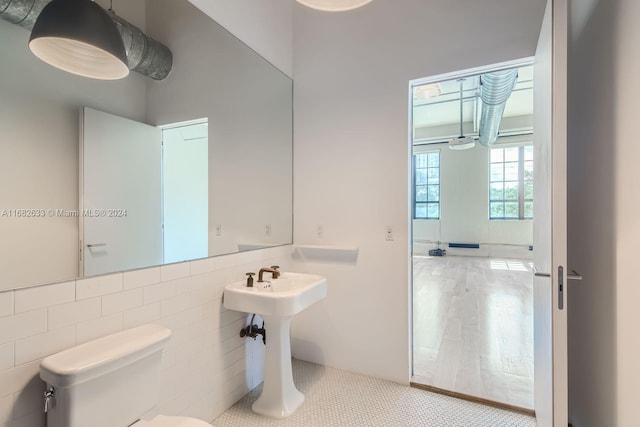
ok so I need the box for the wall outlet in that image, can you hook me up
[316,224,324,238]
[215,224,222,236]
[385,226,394,241]
[265,224,272,236]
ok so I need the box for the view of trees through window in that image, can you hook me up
[414,151,440,219]
[489,145,533,220]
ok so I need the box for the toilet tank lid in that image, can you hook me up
[40,324,171,387]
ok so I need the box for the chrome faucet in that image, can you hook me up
[258,265,280,282]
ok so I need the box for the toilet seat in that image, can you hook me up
[133,415,211,427]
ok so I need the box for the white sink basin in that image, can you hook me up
[223,272,327,317]
[223,271,327,418]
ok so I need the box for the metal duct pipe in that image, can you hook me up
[110,14,172,80]
[478,69,518,146]
[0,0,172,80]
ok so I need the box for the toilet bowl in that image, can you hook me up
[39,324,210,427]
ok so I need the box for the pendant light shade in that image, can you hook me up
[296,0,373,12]
[29,0,129,80]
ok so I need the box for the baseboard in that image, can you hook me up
[409,382,535,417]
[412,243,533,259]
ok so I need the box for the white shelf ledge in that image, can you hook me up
[293,244,359,253]
[292,245,359,263]
[237,242,283,251]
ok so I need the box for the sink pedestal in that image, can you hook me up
[252,315,304,418]
[223,272,327,418]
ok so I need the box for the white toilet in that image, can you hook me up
[39,324,211,427]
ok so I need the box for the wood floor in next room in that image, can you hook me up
[412,255,534,410]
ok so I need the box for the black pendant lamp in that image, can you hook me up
[29,0,129,80]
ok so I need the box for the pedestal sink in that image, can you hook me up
[223,272,327,418]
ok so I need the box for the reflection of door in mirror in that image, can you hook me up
[161,121,208,264]
[80,107,163,277]
[80,109,211,277]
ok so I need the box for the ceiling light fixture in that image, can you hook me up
[29,0,129,80]
[449,79,475,151]
[413,83,442,100]
[296,0,373,12]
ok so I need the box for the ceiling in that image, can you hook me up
[412,65,534,142]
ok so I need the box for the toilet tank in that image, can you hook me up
[40,324,171,427]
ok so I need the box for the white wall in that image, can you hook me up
[188,0,293,77]
[567,0,638,425]
[412,144,533,259]
[0,1,147,290]
[290,0,546,384]
[613,1,640,422]
[0,246,291,427]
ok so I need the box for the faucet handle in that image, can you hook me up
[270,266,280,279]
[245,272,255,287]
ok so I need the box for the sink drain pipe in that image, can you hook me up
[240,314,266,345]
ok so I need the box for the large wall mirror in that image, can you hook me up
[0,0,293,291]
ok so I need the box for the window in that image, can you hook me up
[489,145,533,219]
[414,151,440,219]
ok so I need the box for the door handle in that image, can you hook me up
[567,270,582,280]
[532,266,580,310]
[532,266,551,277]
[533,266,582,280]
[86,243,107,248]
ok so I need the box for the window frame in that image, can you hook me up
[489,144,533,220]
[413,149,440,220]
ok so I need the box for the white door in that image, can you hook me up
[80,107,163,277]
[533,0,572,425]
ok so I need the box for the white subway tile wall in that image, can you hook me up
[0,395,12,425]
[0,311,47,346]
[123,267,162,290]
[189,257,217,277]
[14,326,76,366]
[101,288,144,316]
[144,281,178,304]
[76,312,124,345]
[76,273,123,300]
[160,262,190,283]
[0,344,13,372]
[14,281,75,314]
[47,298,101,330]
[0,293,12,318]
[0,246,291,427]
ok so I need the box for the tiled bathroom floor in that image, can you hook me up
[212,359,536,426]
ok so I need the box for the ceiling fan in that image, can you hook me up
[448,78,475,151]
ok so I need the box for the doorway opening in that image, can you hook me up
[409,60,535,413]
[160,119,209,264]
